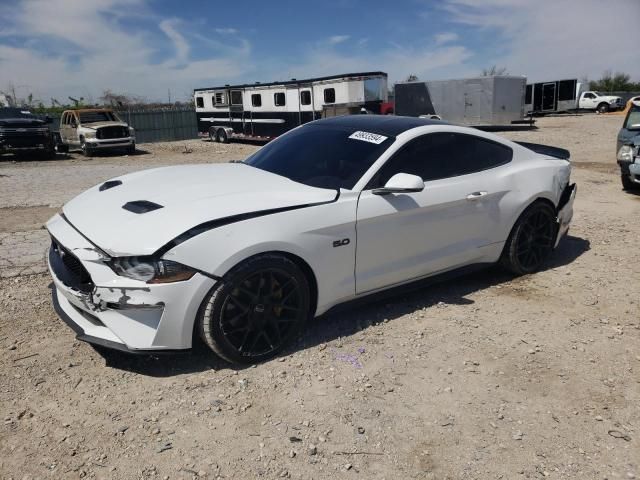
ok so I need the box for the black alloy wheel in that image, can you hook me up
[198,254,310,364]
[501,202,557,275]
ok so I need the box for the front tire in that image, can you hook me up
[500,202,557,275]
[198,254,311,364]
[80,138,93,157]
[621,174,639,191]
[597,103,610,113]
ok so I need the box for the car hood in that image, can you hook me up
[61,163,337,257]
[80,121,129,129]
[599,95,622,102]
[0,117,46,127]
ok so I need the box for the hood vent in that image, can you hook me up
[122,200,164,214]
[99,180,122,191]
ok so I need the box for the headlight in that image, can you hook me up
[128,127,135,137]
[108,257,196,283]
[83,130,96,139]
[617,145,634,162]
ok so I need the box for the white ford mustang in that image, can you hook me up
[46,116,576,364]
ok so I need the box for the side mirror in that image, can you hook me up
[372,173,425,195]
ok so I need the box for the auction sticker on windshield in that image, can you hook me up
[348,131,388,144]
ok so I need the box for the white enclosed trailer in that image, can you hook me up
[395,76,527,127]
[194,72,388,141]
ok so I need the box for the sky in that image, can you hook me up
[0,0,638,104]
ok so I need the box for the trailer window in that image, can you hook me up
[525,85,532,104]
[195,97,204,108]
[324,88,336,104]
[300,90,311,106]
[558,80,577,101]
[274,92,286,107]
[230,91,243,105]
[251,94,262,107]
[213,92,226,106]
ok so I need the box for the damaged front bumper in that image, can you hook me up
[46,214,216,353]
[554,183,577,248]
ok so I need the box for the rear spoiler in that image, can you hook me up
[516,141,570,161]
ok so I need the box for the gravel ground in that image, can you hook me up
[1,114,639,480]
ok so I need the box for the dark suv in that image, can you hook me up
[0,108,56,159]
[617,100,640,191]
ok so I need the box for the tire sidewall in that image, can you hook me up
[199,255,310,364]
[502,202,556,275]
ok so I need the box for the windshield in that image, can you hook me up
[79,111,119,123]
[0,108,35,119]
[245,124,395,190]
[625,106,640,129]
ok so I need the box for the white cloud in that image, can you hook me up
[0,0,252,102]
[434,32,459,45]
[443,0,640,82]
[159,19,189,64]
[328,35,350,45]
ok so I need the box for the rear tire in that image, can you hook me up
[216,128,229,144]
[597,103,610,113]
[197,254,311,364]
[209,128,218,142]
[500,202,557,275]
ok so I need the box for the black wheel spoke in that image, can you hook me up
[216,266,306,359]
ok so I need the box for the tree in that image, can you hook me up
[481,65,508,76]
[590,70,636,92]
[405,74,419,82]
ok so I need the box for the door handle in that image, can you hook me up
[466,191,488,200]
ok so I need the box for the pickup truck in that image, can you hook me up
[59,109,135,157]
[578,91,623,113]
[0,107,57,159]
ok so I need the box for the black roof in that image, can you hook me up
[194,71,387,92]
[306,115,449,136]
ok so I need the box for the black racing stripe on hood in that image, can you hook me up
[153,191,340,257]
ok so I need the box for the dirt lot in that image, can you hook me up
[1,115,638,480]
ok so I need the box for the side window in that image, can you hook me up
[251,94,262,107]
[230,90,243,105]
[584,92,595,99]
[300,90,312,106]
[368,133,512,188]
[274,92,286,107]
[61,113,67,125]
[195,97,204,108]
[324,88,336,104]
[213,91,226,106]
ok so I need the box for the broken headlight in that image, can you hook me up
[108,257,196,283]
[617,145,634,162]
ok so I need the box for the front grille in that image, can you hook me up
[0,130,50,148]
[96,126,129,139]
[49,237,94,293]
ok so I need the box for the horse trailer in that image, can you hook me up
[194,72,388,142]
[394,76,527,127]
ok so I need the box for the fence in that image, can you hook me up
[47,107,198,144]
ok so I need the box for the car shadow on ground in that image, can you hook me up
[97,234,590,377]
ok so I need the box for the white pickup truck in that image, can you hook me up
[577,91,623,113]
